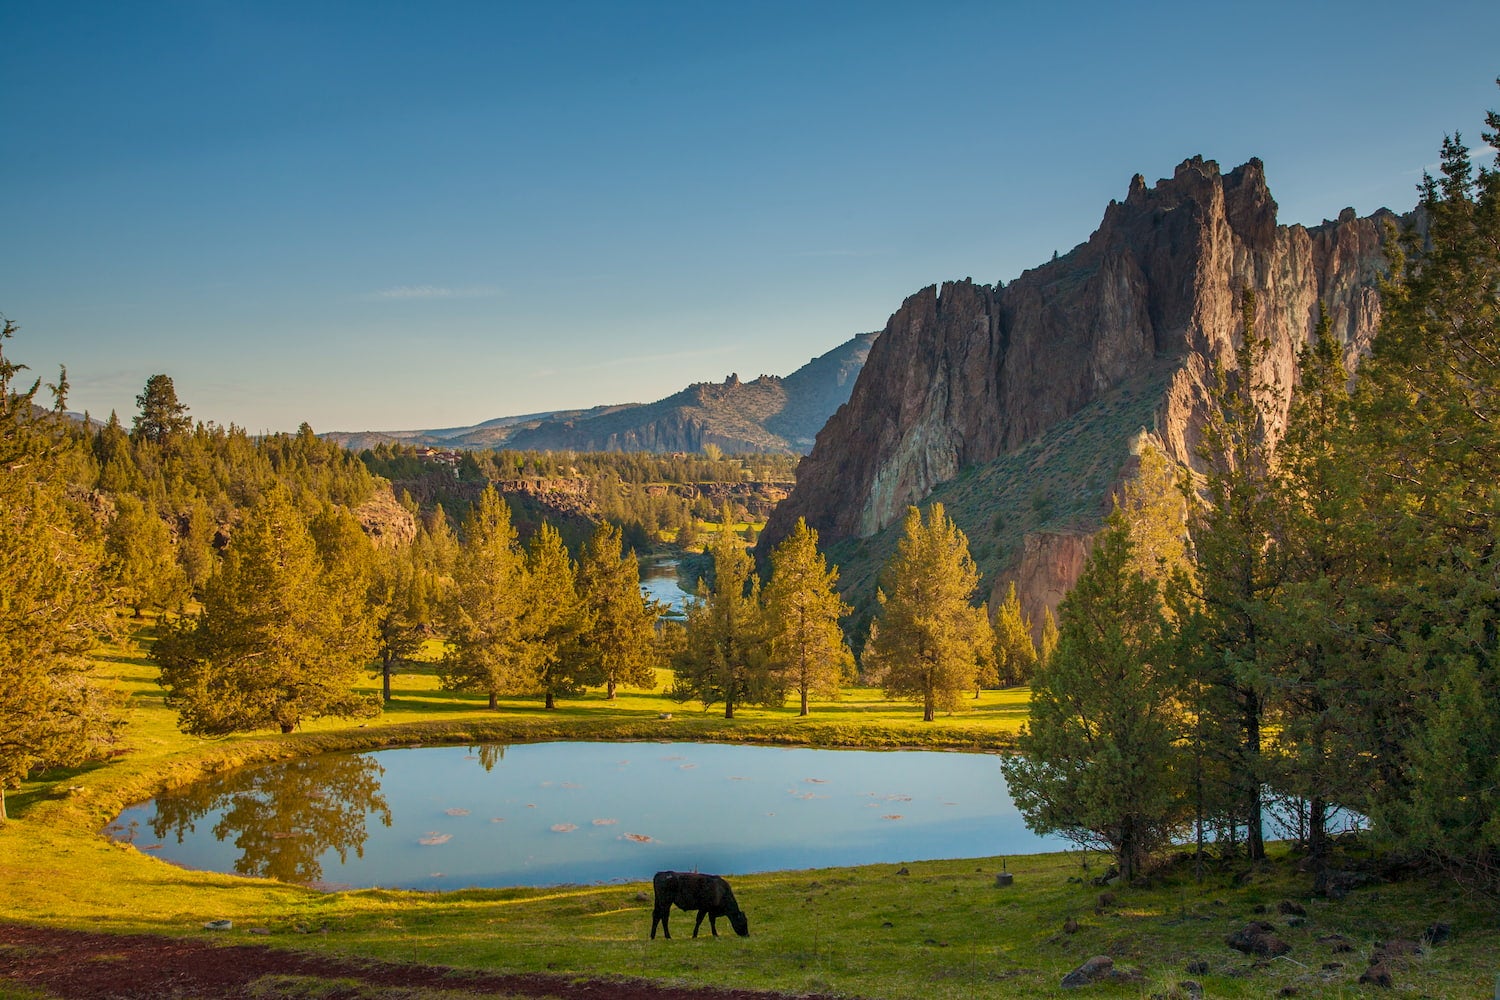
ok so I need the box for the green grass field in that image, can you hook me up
[2,620,1496,998]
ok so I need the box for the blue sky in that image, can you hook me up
[3,1,1498,434]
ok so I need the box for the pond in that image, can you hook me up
[105,742,1068,891]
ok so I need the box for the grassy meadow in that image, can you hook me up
[2,619,1496,999]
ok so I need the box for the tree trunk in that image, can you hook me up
[800,687,809,717]
[488,691,498,711]
[607,679,617,700]
[1244,693,1265,861]
[545,690,556,710]
[280,721,295,734]
[382,655,393,703]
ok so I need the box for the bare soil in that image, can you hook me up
[0,924,834,1000]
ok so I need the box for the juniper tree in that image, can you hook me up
[1003,511,1184,882]
[0,319,120,820]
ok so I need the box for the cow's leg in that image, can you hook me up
[708,913,720,936]
[692,909,708,937]
[651,904,670,939]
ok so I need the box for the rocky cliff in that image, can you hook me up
[761,157,1395,630]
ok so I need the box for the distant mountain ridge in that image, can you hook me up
[323,332,876,455]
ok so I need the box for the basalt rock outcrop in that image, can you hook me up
[762,157,1396,626]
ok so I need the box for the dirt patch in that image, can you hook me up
[0,923,836,1000]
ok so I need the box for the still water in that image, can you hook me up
[105,742,1067,890]
[638,557,690,618]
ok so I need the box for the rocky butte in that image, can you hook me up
[759,156,1396,630]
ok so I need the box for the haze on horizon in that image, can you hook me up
[3,1,1499,435]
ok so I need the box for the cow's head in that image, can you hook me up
[729,910,749,937]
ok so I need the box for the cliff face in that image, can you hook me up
[763,158,1394,626]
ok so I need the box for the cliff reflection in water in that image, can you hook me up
[149,754,392,884]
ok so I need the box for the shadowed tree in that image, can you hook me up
[1003,511,1184,881]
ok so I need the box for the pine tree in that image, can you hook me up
[1002,511,1184,881]
[131,373,191,445]
[1264,308,1366,868]
[105,494,188,616]
[524,523,587,709]
[368,544,431,704]
[992,581,1037,687]
[439,487,529,710]
[1344,102,1500,889]
[1187,289,1284,860]
[672,506,767,719]
[576,522,660,699]
[763,518,850,716]
[154,484,379,734]
[869,504,994,721]
[0,318,121,821]
[1039,607,1059,668]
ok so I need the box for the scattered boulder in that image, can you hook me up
[1062,956,1115,988]
[1062,917,1080,934]
[1277,900,1307,917]
[1096,892,1116,909]
[1369,938,1421,969]
[895,866,910,876]
[1277,988,1299,997]
[1422,922,1452,946]
[1185,960,1209,975]
[1358,962,1393,987]
[1060,955,1142,988]
[1317,933,1354,953]
[1226,921,1291,957]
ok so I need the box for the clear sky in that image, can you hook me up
[3,2,1498,435]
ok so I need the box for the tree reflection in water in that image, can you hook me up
[471,743,507,772]
[150,754,392,884]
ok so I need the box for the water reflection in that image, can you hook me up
[109,742,1069,890]
[144,754,392,884]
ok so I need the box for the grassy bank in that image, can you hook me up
[2,621,1495,998]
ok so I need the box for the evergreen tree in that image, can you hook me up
[153,485,378,735]
[131,373,191,445]
[992,581,1037,687]
[523,522,587,709]
[672,506,767,718]
[1039,606,1059,668]
[1345,105,1500,889]
[763,518,850,716]
[0,319,120,820]
[1187,290,1284,860]
[576,522,660,699]
[105,494,188,616]
[439,487,529,709]
[1264,309,1366,869]
[368,544,431,704]
[1003,512,1184,881]
[869,504,994,721]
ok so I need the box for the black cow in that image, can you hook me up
[650,870,749,939]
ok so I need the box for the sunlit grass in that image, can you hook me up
[3,616,1496,998]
